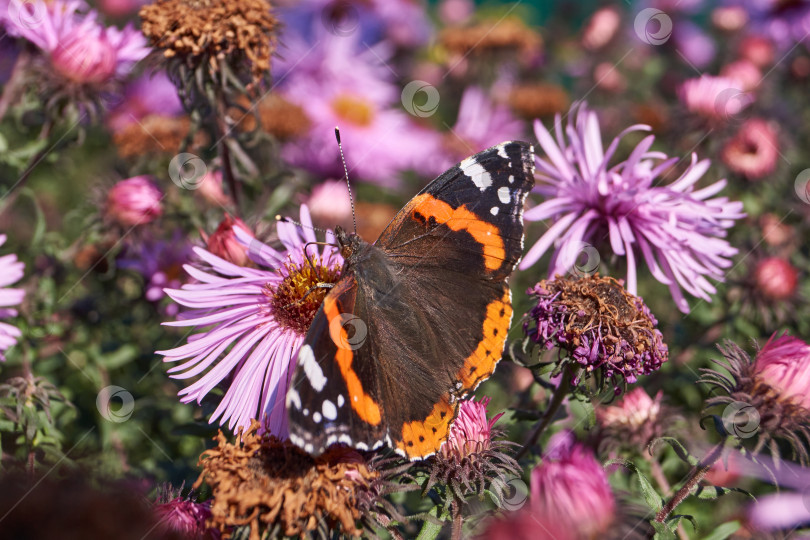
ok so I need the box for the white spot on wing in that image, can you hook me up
[490,206,499,216]
[337,395,345,407]
[508,175,514,183]
[460,156,492,191]
[299,345,326,391]
[287,388,301,409]
[497,145,508,159]
[323,400,337,420]
[303,408,309,416]
[498,186,511,204]
[313,412,322,423]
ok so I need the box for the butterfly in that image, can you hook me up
[286,141,535,460]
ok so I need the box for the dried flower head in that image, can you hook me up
[139,0,278,87]
[508,83,569,120]
[524,274,668,395]
[113,115,207,158]
[701,334,810,464]
[195,421,379,539]
[439,17,542,62]
[426,397,520,504]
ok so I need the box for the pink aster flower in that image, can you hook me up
[0,235,24,362]
[154,485,219,540]
[678,75,754,122]
[306,180,352,229]
[202,215,254,267]
[721,118,779,180]
[1,0,149,85]
[277,31,430,188]
[441,396,504,461]
[105,176,163,227]
[752,257,799,301]
[754,333,810,411]
[530,431,616,538]
[157,206,343,436]
[748,492,810,533]
[520,103,744,312]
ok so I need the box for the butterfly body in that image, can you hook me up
[287,141,535,459]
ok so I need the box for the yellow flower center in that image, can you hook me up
[268,259,342,335]
[331,95,375,127]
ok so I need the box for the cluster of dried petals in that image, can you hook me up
[139,0,278,80]
[195,421,377,539]
[113,115,207,158]
[524,274,668,394]
[508,83,569,119]
[439,17,542,61]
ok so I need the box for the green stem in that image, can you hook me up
[654,439,728,523]
[516,363,576,460]
[645,456,690,540]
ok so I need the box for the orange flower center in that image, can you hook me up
[331,95,375,127]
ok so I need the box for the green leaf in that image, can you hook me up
[701,521,741,540]
[415,505,444,540]
[648,437,700,466]
[694,485,756,501]
[605,458,663,512]
[97,345,138,370]
[651,521,676,540]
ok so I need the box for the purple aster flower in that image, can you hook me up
[118,230,193,316]
[725,0,810,50]
[1,0,149,85]
[0,235,24,362]
[107,70,183,132]
[157,206,344,437]
[277,31,431,188]
[524,274,668,394]
[421,85,524,176]
[520,103,744,312]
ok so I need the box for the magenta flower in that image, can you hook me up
[157,206,343,436]
[0,235,24,362]
[748,492,810,533]
[106,176,163,227]
[1,0,149,85]
[441,396,504,461]
[202,215,254,267]
[277,31,431,188]
[520,103,744,312]
[721,118,779,180]
[754,333,810,411]
[107,70,184,132]
[752,257,799,301]
[530,431,616,538]
[154,485,219,540]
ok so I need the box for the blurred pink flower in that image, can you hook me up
[0,235,24,362]
[721,118,778,180]
[478,509,574,540]
[438,0,473,25]
[441,396,504,461]
[582,6,621,50]
[106,176,163,227]
[748,492,810,532]
[98,0,150,17]
[195,170,230,207]
[158,206,343,436]
[521,103,744,312]
[277,32,430,188]
[531,431,616,538]
[154,493,218,540]
[306,179,352,228]
[106,176,164,226]
[597,388,662,429]
[1,0,149,85]
[674,21,716,68]
[720,60,762,91]
[754,333,810,410]
[753,257,798,301]
[739,35,775,67]
[203,215,254,267]
[678,75,754,122]
[712,6,749,31]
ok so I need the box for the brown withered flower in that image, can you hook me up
[113,115,208,158]
[139,0,278,86]
[439,17,542,63]
[195,421,399,539]
[231,95,312,140]
[508,83,569,119]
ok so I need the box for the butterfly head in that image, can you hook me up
[334,225,363,262]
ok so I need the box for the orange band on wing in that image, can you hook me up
[396,396,456,459]
[323,294,382,426]
[410,194,505,272]
[457,290,512,390]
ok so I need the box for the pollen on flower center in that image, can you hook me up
[267,259,342,335]
[331,95,376,126]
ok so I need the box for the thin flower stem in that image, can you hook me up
[450,500,463,540]
[214,64,240,211]
[645,455,690,540]
[516,363,575,460]
[0,51,28,123]
[654,439,728,524]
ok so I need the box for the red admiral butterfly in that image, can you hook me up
[287,141,535,459]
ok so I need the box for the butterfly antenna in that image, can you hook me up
[335,127,357,234]
[275,215,329,234]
